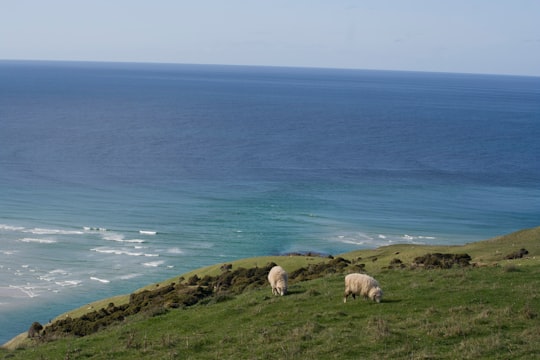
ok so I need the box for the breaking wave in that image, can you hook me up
[19,238,57,244]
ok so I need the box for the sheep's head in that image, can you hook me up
[369,287,383,303]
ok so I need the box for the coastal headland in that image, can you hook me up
[2,226,539,359]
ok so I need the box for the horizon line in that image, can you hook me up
[2,58,539,79]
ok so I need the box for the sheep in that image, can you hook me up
[268,265,288,296]
[343,273,383,303]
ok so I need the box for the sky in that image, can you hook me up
[1,0,539,76]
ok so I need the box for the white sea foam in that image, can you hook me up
[83,226,108,231]
[91,247,157,257]
[103,234,145,243]
[118,273,142,280]
[90,277,110,284]
[0,224,25,232]
[14,269,24,276]
[55,280,82,287]
[142,260,164,267]
[49,269,69,275]
[91,248,144,256]
[401,234,436,243]
[39,269,70,282]
[6,286,37,298]
[139,230,157,235]
[126,239,146,243]
[19,238,57,244]
[102,233,125,241]
[338,238,368,245]
[333,232,376,246]
[25,228,84,235]
[331,231,439,247]
[167,247,184,254]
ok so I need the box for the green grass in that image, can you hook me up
[2,226,539,359]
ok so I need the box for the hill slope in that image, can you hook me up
[2,226,539,359]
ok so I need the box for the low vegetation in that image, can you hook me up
[1,226,539,359]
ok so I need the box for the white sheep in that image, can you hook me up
[343,273,383,303]
[268,265,288,296]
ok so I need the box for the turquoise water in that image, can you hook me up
[0,61,539,342]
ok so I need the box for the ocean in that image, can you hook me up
[0,60,539,342]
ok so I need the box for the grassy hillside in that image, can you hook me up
[2,226,539,359]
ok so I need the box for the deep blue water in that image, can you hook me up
[1,60,539,342]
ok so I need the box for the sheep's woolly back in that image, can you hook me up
[268,265,288,296]
[344,273,383,303]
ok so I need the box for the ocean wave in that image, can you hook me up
[402,234,437,242]
[39,269,70,282]
[90,247,157,257]
[118,273,142,280]
[91,248,144,256]
[337,238,370,246]
[90,277,110,284]
[139,230,157,235]
[126,239,146,244]
[103,234,146,243]
[333,232,376,246]
[55,280,82,287]
[19,238,57,244]
[25,228,84,235]
[5,285,37,298]
[83,226,108,231]
[102,233,125,241]
[167,247,184,254]
[49,269,69,275]
[142,260,164,267]
[330,231,439,247]
[0,224,25,232]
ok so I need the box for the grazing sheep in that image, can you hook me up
[343,273,383,303]
[268,265,288,296]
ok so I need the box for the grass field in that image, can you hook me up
[2,226,539,359]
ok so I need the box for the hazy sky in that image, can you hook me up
[2,0,539,76]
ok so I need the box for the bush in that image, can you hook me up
[413,253,471,269]
[39,257,358,341]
